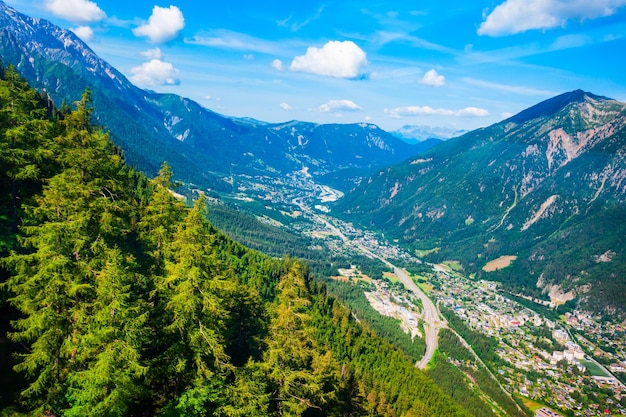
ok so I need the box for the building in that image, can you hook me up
[535,407,562,417]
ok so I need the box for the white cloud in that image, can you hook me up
[72,26,94,42]
[463,78,556,96]
[272,59,284,71]
[277,6,325,32]
[289,41,368,79]
[317,99,362,113]
[385,105,489,118]
[502,112,514,119]
[456,107,490,117]
[45,0,105,23]
[186,30,281,54]
[478,0,626,36]
[280,102,292,111]
[140,48,164,60]
[133,5,185,43]
[420,69,445,87]
[130,59,180,87]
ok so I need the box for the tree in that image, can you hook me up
[0,66,53,249]
[138,162,185,270]
[262,262,338,416]
[3,90,143,415]
[64,247,149,417]
[155,194,232,415]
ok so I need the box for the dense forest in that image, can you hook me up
[0,66,480,416]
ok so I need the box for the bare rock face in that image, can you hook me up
[339,90,626,315]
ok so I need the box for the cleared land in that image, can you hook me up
[482,255,517,272]
[580,360,610,377]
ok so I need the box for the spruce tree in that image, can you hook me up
[3,90,146,415]
[262,262,338,416]
[0,66,52,249]
[156,194,232,415]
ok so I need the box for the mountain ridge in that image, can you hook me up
[507,89,613,125]
[0,0,430,194]
[336,91,626,315]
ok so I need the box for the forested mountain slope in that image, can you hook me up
[336,90,626,316]
[0,0,426,193]
[0,66,489,417]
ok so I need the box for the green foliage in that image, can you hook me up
[439,314,532,417]
[335,94,626,316]
[0,67,511,416]
[427,351,497,417]
[311,294,473,417]
[324,279,426,360]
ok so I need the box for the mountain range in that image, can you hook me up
[0,0,429,194]
[1,0,625,316]
[391,125,468,143]
[336,90,626,315]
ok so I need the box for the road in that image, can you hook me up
[392,267,445,369]
[338,230,444,369]
[293,198,444,369]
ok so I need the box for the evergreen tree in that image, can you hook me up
[156,194,232,415]
[262,262,338,416]
[3,91,143,415]
[0,65,53,249]
[64,247,149,417]
[138,162,185,270]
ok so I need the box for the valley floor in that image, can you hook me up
[217,171,626,416]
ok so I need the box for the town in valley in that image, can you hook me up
[221,171,626,417]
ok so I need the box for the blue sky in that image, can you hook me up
[6,0,626,131]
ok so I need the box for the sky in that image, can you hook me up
[5,0,626,131]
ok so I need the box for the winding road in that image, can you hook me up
[391,267,445,369]
[294,198,444,369]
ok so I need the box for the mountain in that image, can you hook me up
[0,1,422,193]
[336,91,626,315]
[0,73,480,416]
[391,124,467,143]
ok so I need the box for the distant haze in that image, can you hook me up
[391,125,468,143]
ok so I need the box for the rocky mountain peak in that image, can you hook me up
[506,89,615,125]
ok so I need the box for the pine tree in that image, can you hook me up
[138,162,185,270]
[155,194,232,415]
[0,66,53,249]
[262,262,338,416]
[3,90,144,414]
[64,247,149,417]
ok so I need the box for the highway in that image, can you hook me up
[391,267,445,369]
[341,236,445,369]
[292,198,444,369]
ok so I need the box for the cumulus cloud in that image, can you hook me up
[420,69,445,87]
[45,0,105,23]
[289,41,367,79]
[72,26,94,41]
[131,59,180,87]
[280,102,292,111]
[133,5,185,43]
[317,99,362,113]
[272,59,284,71]
[385,105,489,118]
[478,0,626,36]
[456,107,490,117]
[140,48,164,60]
